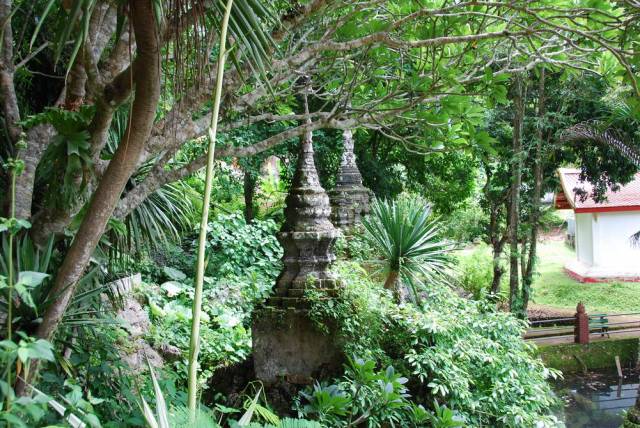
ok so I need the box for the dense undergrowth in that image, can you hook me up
[303,261,561,427]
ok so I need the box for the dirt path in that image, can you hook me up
[528,303,574,320]
[526,302,640,345]
[528,303,640,324]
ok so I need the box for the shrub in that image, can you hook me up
[145,269,273,389]
[362,197,453,302]
[307,261,561,427]
[455,245,495,299]
[294,358,442,427]
[202,213,282,279]
[441,200,487,243]
[333,225,376,261]
[539,208,565,232]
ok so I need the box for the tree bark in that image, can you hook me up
[30,53,136,245]
[508,75,525,314]
[483,167,508,296]
[17,0,161,394]
[13,125,55,219]
[243,170,256,223]
[490,257,504,295]
[0,0,21,144]
[522,68,546,313]
[384,270,406,302]
[384,270,399,291]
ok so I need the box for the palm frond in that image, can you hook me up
[106,180,198,260]
[362,197,453,303]
[561,121,640,168]
[29,0,276,92]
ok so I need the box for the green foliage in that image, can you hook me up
[0,230,108,335]
[110,180,199,259]
[441,199,487,243]
[39,320,152,426]
[27,107,95,210]
[428,401,465,428]
[455,245,495,300]
[362,196,453,302]
[144,270,277,389]
[146,274,255,390]
[333,227,376,262]
[103,108,199,260]
[538,209,565,232]
[139,368,321,428]
[296,358,427,427]
[307,263,391,362]
[203,213,282,279]
[254,173,288,223]
[127,213,283,392]
[308,261,562,427]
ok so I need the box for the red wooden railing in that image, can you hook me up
[525,303,640,343]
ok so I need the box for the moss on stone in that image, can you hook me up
[536,338,639,373]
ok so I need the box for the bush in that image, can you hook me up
[307,261,561,427]
[141,213,282,390]
[202,213,283,279]
[362,196,453,302]
[144,267,275,389]
[441,200,487,243]
[455,245,495,299]
[294,358,445,427]
[539,208,565,232]
[333,225,376,261]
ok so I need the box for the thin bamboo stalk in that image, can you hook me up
[186,0,234,416]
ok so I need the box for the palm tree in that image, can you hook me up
[362,197,453,303]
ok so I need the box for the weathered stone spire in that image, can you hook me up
[329,128,370,230]
[253,81,342,386]
[271,123,339,303]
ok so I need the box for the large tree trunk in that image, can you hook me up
[508,75,525,314]
[522,68,546,314]
[490,258,504,295]
[30,56,135,245]
[384,270,399,290]
[16,0,161,394]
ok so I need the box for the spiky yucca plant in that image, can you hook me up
[362,197,453,303]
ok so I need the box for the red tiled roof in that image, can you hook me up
[557,168,640,213]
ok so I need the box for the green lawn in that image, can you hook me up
[531,239,640,314]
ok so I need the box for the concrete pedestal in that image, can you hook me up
[252,308,342,385]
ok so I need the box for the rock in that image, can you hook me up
[107,273,142,296]
[121,338,164,372]
[118,297,150,337]
[102,273,170,372]
[158,343,182,362]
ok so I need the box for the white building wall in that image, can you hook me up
[575,213,593,266]
[593,211,640,268]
